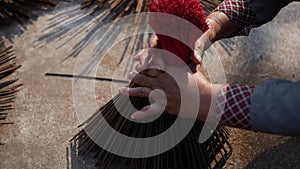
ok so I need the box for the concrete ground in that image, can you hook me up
[0,1,300,169]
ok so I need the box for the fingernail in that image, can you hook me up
[131,113,138,119]
[195,53,202,62]
[127,72,134,80]
[196,56,202,63]
[127,72,137,80]
[141,106,150,112]
[119,87,129,95]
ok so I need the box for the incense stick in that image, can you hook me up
[45,72,129,84]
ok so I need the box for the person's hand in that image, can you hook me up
[119,66,213,121]
[135,33,166,77]
[135,12,236,70]
[194,11,235,63]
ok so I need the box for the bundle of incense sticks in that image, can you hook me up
[72,92,232,169]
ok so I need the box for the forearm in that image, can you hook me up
[212,0,295,37]
[194,0,259,60]
[192,71,254,127]
[213,80,300,136]
[250,79,300,136]
[215,84,255,130]
[205,12,235,43]
[212,0,261,36]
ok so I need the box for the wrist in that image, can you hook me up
[207,11,235,41]
[192,72,227,121]
[192,72,212,121]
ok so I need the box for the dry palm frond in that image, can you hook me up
[78,0,223,62]
[0,0,60,25]
[81,0,221,15]
[0,41,21,126]
[77,0,222,64]
[37,0,223,72]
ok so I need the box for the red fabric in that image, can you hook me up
[148,0,208,66]
[216,85,255,130]
[214,0,260,36]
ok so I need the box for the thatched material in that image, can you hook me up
[0,0,60,25]
[0,41,21,126]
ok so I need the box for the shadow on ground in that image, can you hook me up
[245,138,300,169]
[67,141,98,169]
[0,1,67,42]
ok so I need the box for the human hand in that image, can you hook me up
[119,66,213,121]
[194,11,235,63]
[135,33,166,77]
[136,12,235,69]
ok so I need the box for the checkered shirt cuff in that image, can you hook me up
[216,85,255,130]
[214,0,261,36]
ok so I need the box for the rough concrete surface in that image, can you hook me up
[0,1,300,169]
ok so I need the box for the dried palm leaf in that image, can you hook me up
[75,0,223,68]
[37,0,223,69]
[0,0,60,25]
[81,0,221,15]
[0,41,21,127]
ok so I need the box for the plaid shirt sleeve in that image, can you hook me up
[214,0,261,36]
[216,85,255,130]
